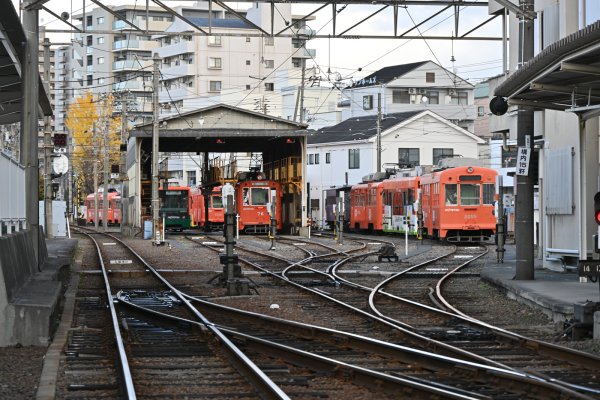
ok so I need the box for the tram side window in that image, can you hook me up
[483,183,495,205]
[460,184,480,206]
[445,184,458,205]
[251,188,269,205]
[212,195,223,208]
[243,188,250,205]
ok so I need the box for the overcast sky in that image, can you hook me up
[14,0,505,84]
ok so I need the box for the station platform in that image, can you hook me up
[481,244,600,324]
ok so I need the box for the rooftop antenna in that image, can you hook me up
[450,31,457,83]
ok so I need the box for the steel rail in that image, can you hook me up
[76,229,137,400]
[77,228,290,400]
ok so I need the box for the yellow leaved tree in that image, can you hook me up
[65,91,121,200]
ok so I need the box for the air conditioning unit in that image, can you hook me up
[448,88,457,96]
[408,88,417,95]
[418,88,427,95]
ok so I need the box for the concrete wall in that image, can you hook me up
[0,227,56,346]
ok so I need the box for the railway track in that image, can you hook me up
[187,234,597,398]
[63,227,519,398]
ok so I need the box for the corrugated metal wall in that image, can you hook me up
[544,147,574,215]
[0,153,25,234]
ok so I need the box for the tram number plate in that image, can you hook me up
[578,260,600,277]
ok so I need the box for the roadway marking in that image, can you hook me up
[293,243,306,246]
[110,260,133,264]
[425,267,449,271]
[103,242,116,246]
[191,236,205,240]
[454,255,474,259]
[202,241,218,245]
[368,242,382,245]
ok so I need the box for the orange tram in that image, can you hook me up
[350,165,498,242]
[157,170,282,234]
[85,189,121,225]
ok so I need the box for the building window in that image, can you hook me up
[362,95,373,110]
[246,60,251,65]
[265,82,274,91]
[86,35,92,46]
[292,58,301,67]
[427,91,439,104]
[209,81,221,92]
[246,37,251,42]
[87,55,92,65]
[392,90,411,104]
[86,15,92,27]
[208,36,222,46]
[349,149,360,169]
[325,153,330,164]
[97,16,104,24]
[97,37,105,45]
[87,75,93,85]
[264,59,274,68]
[477,106,485,116]
[264,36,274,46]
[426,72,435,83]
[153,16,164,21]
[398,148,419,167]
[187,171,196,186]
[433,148,454,165]
[97,57,105,64]
[450,91,468,105]
[308,154,314,165]
[208,57,222,69]
[98,77,105,84]
[315,153,320,164]
[246,84,251,90]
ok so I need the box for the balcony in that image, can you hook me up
[113,59,152,71]
[113,18,146,30]
[294,47,316,59]
[113,39,157,52]
[156,41,195,59]
[161,63,194,79]
[112,80,143,91]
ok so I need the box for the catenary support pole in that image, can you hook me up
[515,0,535,280]
[22,0,41,268]
[152,53,161,244]
[43,38,53,238]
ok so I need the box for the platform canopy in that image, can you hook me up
[494,20,600,120]
[0,4,53,125]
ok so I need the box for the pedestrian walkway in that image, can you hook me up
[481,244,600,323]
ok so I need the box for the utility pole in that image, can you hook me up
[21,0,41,268]
[43,38,53,238]
[103,117,109,232]
[515,0,535,280]
[152,53,161,243]
[376,92,382,173]
[120,99,128,229]
[93,123,99,230]
[298,58,306,123]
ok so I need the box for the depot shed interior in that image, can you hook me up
[125,104,309,233]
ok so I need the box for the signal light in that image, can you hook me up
[286,138,296,144]
[216,139,225,144]
[595,192,600,224]
[53,133,67,147]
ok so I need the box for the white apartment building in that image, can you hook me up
[342,61,476,133]
[155,3,315,116]
[66,6,174,123]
